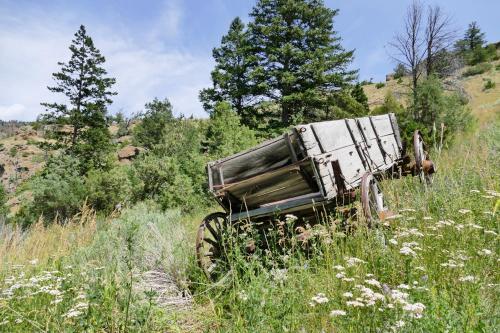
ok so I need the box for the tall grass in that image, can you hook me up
[192,120,499,332]
[0,204,195,332]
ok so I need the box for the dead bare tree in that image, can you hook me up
[424,5,455,76]
[389,0,426,110]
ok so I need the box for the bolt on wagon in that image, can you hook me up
[196,113,435,278]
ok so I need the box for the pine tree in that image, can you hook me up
[199,18,254,121]
[351,83,369,112]
[133,98,175,149]
[464,22,485,50]
[41,25,116,171]
[248,0,356,126]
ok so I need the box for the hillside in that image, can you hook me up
[363,58,500,122]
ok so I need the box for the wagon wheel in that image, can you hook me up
[413,130,435,184]
[360,172,387,226]
[195,212,229,280]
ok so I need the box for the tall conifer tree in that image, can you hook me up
[42,25,116,171]
[248,0,356,126]
[199,18,254,121]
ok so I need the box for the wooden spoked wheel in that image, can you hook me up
[360,172,386,226]
[195,212,229,280]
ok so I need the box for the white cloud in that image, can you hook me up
[0,2,212,121]
[0,104,28,121]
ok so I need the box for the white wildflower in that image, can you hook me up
[484,230,498,236]
[64,309,82,318]
[400,208,416,213]
[478,249,492,256]
[15,318,23,324]
[335,272,346,279]
[270,268,288,282]
[389,290,409,304]
[402,302,426,318]
[346,300,365,307]
[346,257,366,267]
[330,310,347,317]
[485,190,500,197]
[342,277,355,282]
[458,209,471,214]
[400,246,417,257]
[333,265,344,271]
[389,238,398,245]
[237,290,248,301]
[470,189,480,193]
[310,293,329,305]
[29,259,39,265]
[0,320,9,326]
[458,275,475,282]
[342,292,353,298]
[365,279,381,289]
[423,216,432,220]
[385,214,403,220]
[393,320,405,328]
[285,214,298,222]
[397,284,411,290]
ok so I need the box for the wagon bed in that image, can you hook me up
[207,113,404,220]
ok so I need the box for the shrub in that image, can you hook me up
[463,63,492,77]
[483,79,495,90]
[0,183,7,217]
[496,64,500,71]
[16,156,86,226]
[407,75,473,146]
[133,154,202,211]
[9,146,17,157]
[206,102,258,158]
[393,63,406,79]
[85,166,139,213]
[375,82,385,89]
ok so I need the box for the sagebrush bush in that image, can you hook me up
[463,63,492,77]
[483,79,495,90]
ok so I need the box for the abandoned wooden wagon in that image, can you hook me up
[196,113,434,277]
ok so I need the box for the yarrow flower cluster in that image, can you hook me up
[309,293,329,307]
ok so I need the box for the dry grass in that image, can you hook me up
[0,204,98,269]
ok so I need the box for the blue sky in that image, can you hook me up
[1,0,499,121]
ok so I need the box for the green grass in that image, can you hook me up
[1,120,499,332]
[193,119,500,332]
[463,63,493,77]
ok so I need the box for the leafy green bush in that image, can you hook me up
[407,75,473,146]
[16,156,86,226]
[206,102,258,158]
[393,63,406,79]
[375,82,385,89]
[85,166,139,213]
[483,79,496,90]
[496,64,500,71]
[133,154,202,211]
